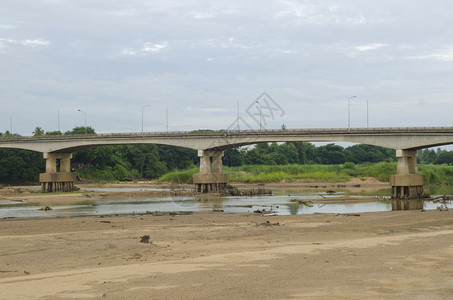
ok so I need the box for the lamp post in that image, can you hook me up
[166,108,169,132]
[142,104,150,133]
[256,100,262,130]
[366,100,369,128]
[348,96,356,131]
[77,109,87,134]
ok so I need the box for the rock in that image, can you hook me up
[140,235,150,243]
[39,206,53,211]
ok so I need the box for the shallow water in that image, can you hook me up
[1,188,450,219]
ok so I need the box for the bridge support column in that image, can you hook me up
[39,153,78,192]
[389,150,424,199]
[193,150,229,193]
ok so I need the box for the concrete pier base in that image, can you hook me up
[193,174,229,193]
[390,150,425,199]
[39,152,77,193]
[193,150,229,193]
[390,174,424,199]
[39,172,78,192]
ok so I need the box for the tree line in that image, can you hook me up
[1,126,453,182]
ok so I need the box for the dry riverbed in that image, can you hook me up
[1,180,452,299]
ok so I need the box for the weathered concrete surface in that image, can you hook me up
[40,153,77,192]
[390,150,425,199]
[39,172,77,192]
[193,150,228,193]
[2,127,453,153]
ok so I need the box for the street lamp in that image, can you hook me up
[166,108,169,132]
[366,100,369,128]
[347,96,356,131]
[77,109,87,134]
[256,100,262,130]
[142,104,151,133]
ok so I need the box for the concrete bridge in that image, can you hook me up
[2,127,453,197]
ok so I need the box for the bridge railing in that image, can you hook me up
[1,126,453,142]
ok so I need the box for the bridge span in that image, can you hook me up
[2,127,453,198]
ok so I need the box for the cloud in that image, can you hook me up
[142,42,168,53]
[355,43,388,52]
[190,12,214,19]
[346,15,367,24]
[2,0,453,134]
[120,42,168,56]
[0,38,50,50]
[407,47,453,62]
[121,48,136,56]
[22,39,50,46]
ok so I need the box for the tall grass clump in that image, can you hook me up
[419,164,453,184]
[157,167,198,184]
[355,162,396,182]
[226,164,351,183]
[75,166,136,181]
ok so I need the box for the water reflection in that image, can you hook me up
[392,199,425,210]
[0,186,451,219]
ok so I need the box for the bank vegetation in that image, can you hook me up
[1,127,453,185]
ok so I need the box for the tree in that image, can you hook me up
[290,142,316,164]
[315,144,347,164]
[435,151,453,165]
[223,149,243,167]
[418,149,437,164]
[345,144,393,164]
[32,127,45,136]
[65,126,96,135]
[46,130,62,136]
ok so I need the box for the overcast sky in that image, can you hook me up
[1,0,453,135]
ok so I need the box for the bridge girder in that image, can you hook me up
[1,128,453,153]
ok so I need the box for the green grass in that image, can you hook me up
[83,162,453,186]
[157,167,198,184]
[158,162,399,184]
[419,164,453,185]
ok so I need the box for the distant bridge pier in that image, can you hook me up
[193,150,229,193]
[39,152,77,192]
[389,150,424,199]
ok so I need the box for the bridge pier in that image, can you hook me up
[193,150,229,193]
[39,153,77,192]
[389,150,424,199]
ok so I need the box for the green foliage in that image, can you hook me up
[419,164,453,185]
[65,126,96,135]
[4,126,453,185]
[158,168,198,184]
[225,164,351,183]
[32,127,45,136]
[46,131,62,136]
[238,142,395,166]
[0,149,44,182]
[113,165,132,181]
[434,152,453,165]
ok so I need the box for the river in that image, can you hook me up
[0,185,451,219]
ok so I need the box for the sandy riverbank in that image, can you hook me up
[0,179,452,299]
[0,209,452,299]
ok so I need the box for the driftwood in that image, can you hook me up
[218,185,272,196]
[425,194,452,202]
[290,199,314,207]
